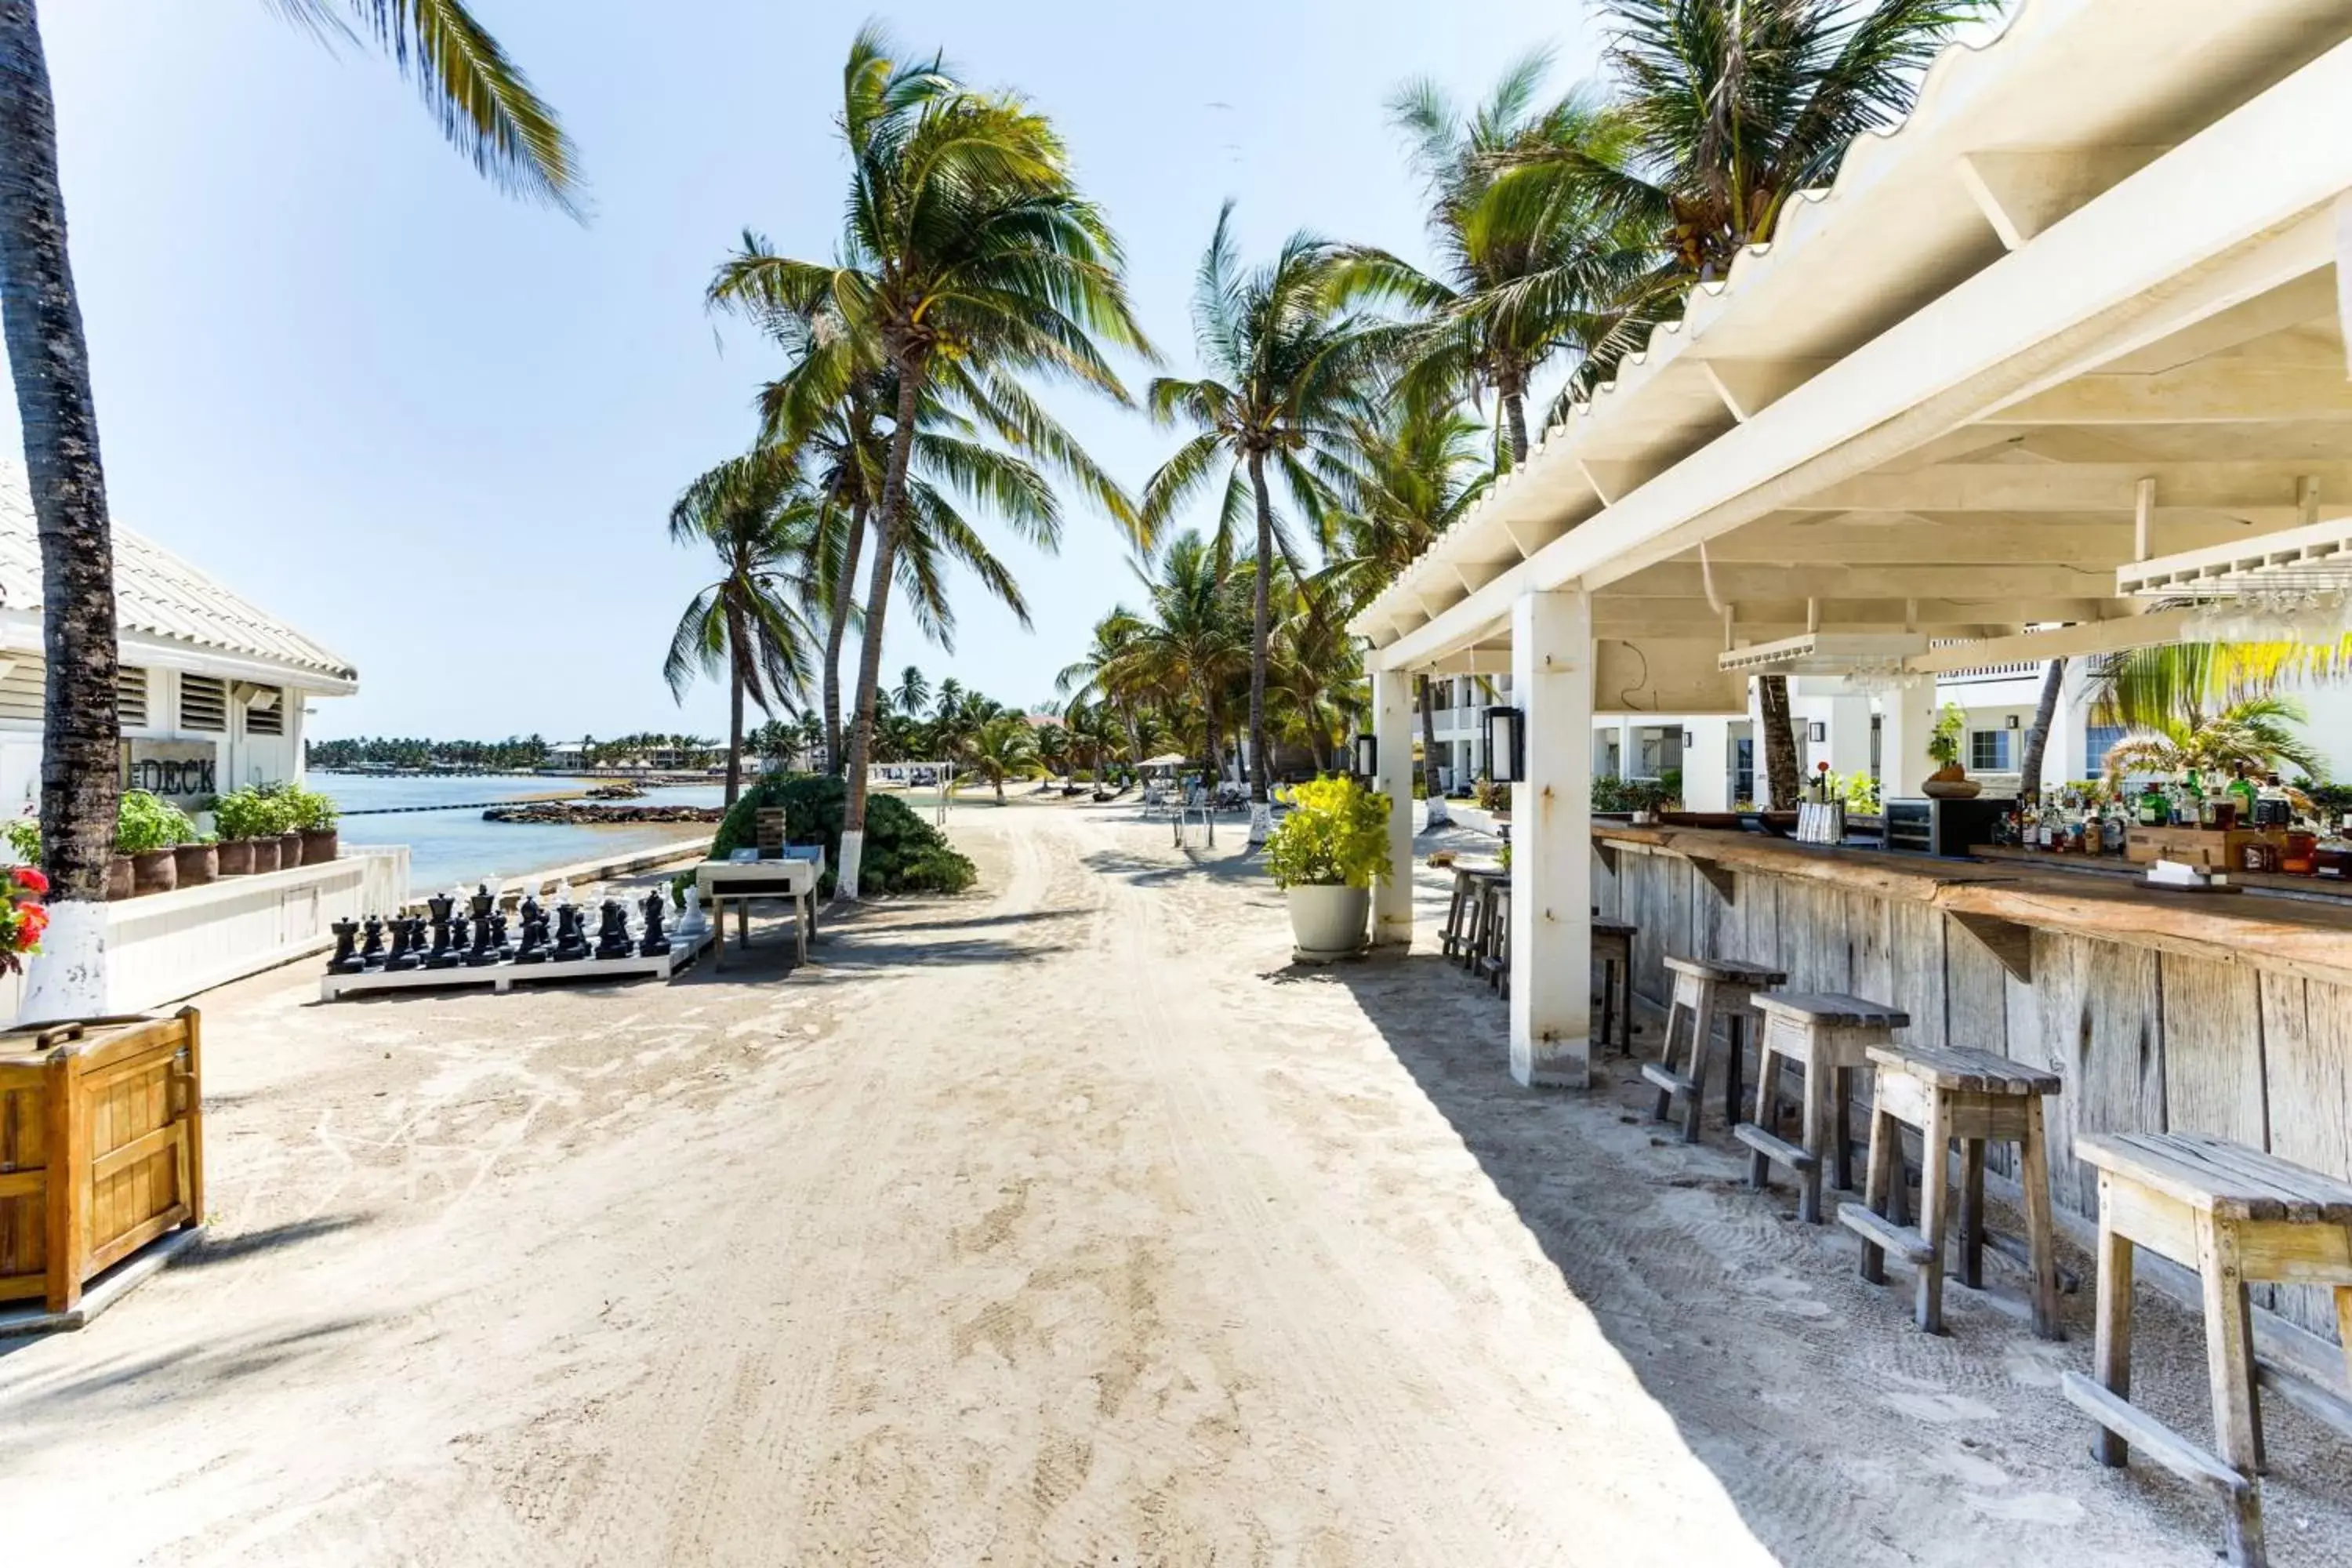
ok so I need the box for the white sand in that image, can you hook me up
[0,803,2342,1565]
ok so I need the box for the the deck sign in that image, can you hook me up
[121,739,219,807]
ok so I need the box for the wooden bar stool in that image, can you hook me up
[1841,1044,2063,1339]
[1478,889,1510,997]
[2061,1132,2352,1568]
[1736,993,1907,1224]
[1457,869,1508,973]
[1592,920,1637,1056]
[1440,866,1483,964]
[1641,956,1788,1139]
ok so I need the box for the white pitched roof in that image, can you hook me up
[0,462,357,686]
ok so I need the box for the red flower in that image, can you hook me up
[18,901,49,935]
[11,866,47,894]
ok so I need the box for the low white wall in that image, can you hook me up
[0,847,409,1025]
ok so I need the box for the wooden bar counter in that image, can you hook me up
[1593,822,2352,1348]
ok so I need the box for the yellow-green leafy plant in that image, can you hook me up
[1265,776,1393,890]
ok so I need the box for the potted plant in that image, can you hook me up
[1264,775,1392,961]
[117,790,195,895]
[212,786,290,873]
[174,832,219,887]
[1923,702,1980,800]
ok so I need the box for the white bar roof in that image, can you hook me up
[1352,0,2352,700]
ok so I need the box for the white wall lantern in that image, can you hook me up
[1484,706,1525,783]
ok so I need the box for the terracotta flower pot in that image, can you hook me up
[104,855,134,901]
[216,839,255,877]
[299,828,338,865]
[278,830,304,869]
[248,837,281,874]
[129,848,178,895]
[173,842,218,887]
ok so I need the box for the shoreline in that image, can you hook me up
[393,832,713,910]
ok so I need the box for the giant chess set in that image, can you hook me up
[319,883,713,1000]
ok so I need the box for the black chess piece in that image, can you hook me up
[514,897,549,964]
[551,901,589,962]
[463,906,499,966]
[384,915,423,971]
[426,896,466,969]
[593,899,633,960]
[490,908,513,959]
[327,916,365,975]
[358,916,388,967]
[637,890,671,957]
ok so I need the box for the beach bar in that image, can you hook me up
[1350,5,2352,1560]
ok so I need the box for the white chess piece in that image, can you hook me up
[552,880,573,907]
[677,884,710,941]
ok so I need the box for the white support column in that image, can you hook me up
[1824,692,1873,780]
[1882,679,1941,800]
[1682,719,1732,811]
[1510,588,1594,1090]
[1616,717,1638,779]
[1371,666,1415,948]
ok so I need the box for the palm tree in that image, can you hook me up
[1555,0,1998,805]
[2092,641,2332,782]
[2098,697,2321,784]
[893,666,931,722]
[1316,402,1491,823]
[665,450,818,805]
[1143,205,1383,840]
[1103,532,1253,788]
[0,0,575,1016]
[1033,719,1071,780]
[965,714,1040,802]
[706,27,1150,899]
[1344,54,1651,466]
[1057,613,1151,769]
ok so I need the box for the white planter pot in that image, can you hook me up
[1286,884,1370,962]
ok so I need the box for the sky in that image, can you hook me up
[20,1,1606,744]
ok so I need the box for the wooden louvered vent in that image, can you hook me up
[179,673,227,732]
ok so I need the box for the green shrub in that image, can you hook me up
[213,786,296,840]
[4,818,38,866]
[263,782,339,831]
[1592,775,1677,814]
[1265,776,1392,890]
[116,790,196,855]
[707,772,975,897]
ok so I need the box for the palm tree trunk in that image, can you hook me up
[0,1,122,1021]
[821,503,867,775]
[1500,380,1530,470]
[2018,656,2067,799]
[1758,675,1801,808]
[838,361,925,900]
[1417,674,1449,828]
[724,659,745,807]
[1245,452,1274,842]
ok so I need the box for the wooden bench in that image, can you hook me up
[2061,1132,2352,1568]
[1473,877,1510,996]
[1735,993,1907,1224]
[1640,956,1788,1141]
[1842,1044,2063,1339]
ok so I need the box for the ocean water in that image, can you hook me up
[321,774,727,893]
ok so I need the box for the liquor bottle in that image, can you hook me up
[2229,765,2259,824]
[2136,779,2168,826]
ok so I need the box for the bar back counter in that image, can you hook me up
[1593,820,2352,1352]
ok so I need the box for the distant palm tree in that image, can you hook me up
[893,666,931,720]
[0,0,575,1014]
[1104,532,1253,787]
[965,714,1040,802]
[706,26,1149,898]
[1143,205,1383,838]
[665,450,818,805]
[1034,720,1071,779]
[1344,53,1650,465]
[1316,402,1492,822]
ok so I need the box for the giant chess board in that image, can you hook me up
[319,884,713,1001]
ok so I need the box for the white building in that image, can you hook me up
[0,464,356,818]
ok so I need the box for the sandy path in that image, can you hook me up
[0,804,2341,1565]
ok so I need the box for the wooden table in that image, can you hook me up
[695,850,824,971]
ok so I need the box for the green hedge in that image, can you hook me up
[708,772,975,896]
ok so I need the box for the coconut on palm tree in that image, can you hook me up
[0,0,575,1019]
[664,451,819,805]
[1143,205,1385,841]
[706,27,1149,900]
